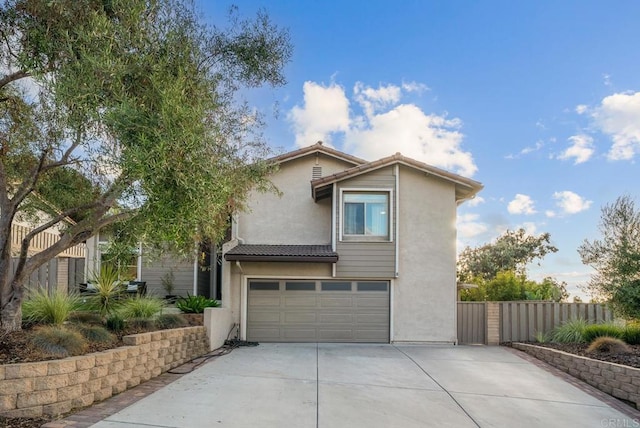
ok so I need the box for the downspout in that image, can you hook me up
[394,164,400,278]
[136,242,142,281]
[331,182,337,278]
[193,246,198,296]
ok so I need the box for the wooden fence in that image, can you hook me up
[457,301,614,345]
[11,224,86,258]
[7,257,85,293]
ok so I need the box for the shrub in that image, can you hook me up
[176,294,220,314]
[68,311,104,325]
[105,313,125,332]
[551,318,588,343]
[586,336,630,354]
[22,288,82,325]
[118,296,165,320]
[74,324,115,344]
[582,323,623,343]
[126,317,156,331]
[31,326,87,358]
[534,330,549,343]
[155,313,188,329]
[623,323,640,345]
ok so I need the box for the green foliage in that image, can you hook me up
[176,294,220,313]
[586,336,630,354]
[0,0,292,332]
[74,324,115,345]
[118,296,165,320]
[582,323,623,343]
[458,229,558,282]
[534,330,549,343]
[579,196,640,319]
[30,326,88,358]
[161,270,175,295]
[459,271,567,302]
[67,311,104,325]
[105,313,125,332]
[155,314,188,329]
[21,288,82,325]
[622,324,640,345]
[551,318,588,343]
[85,266,125,316]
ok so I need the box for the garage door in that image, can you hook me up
[247,279,389,343]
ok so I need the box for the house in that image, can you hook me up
[221,142,483,344]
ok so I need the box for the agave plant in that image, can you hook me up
[85,265,126,316]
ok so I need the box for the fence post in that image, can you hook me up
[486,302,500,345]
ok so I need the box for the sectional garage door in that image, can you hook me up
[247,279,389,343]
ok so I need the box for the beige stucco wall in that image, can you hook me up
[236,154,354,245]
[393,165,458,343]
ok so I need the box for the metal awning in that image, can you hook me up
[224,244,338,263]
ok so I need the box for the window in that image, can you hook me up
[343,192,389,238]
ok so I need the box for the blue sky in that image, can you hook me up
[198,1,640,300]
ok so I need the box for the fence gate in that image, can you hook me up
[457,302,486,344]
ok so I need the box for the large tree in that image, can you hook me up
[457,228,558,282]
[579,195,640,318]
[0,0,292,331]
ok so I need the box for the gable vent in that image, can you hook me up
[312,166,322,179]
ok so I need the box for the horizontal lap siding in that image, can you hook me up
[336,167,396,278]
[141,255,194,297]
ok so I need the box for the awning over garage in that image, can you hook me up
[225,244,339,263]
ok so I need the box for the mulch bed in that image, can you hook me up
[519,342,640,369]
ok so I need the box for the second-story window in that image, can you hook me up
[343,192,389,239]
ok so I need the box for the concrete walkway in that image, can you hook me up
[87,344,639,428]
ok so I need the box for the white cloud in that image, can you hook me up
[507,194,536,215]
[457,213,488,240]
[517,222,538,235]
[505,140,544,159]
[466,196,485,207]
[545,210,556,218]
[603,73,612,87]
[575,104,588,114]
[288,81,350,147]
[591,91,640,161]
[288,80,478,177]
[557,134,594,164]
[553,191,592,215]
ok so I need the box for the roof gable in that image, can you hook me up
[270,142,366,167]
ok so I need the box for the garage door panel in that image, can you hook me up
[248,312,281,323]
[248,279,389,343]
[320,297,354,308]
[284,296,317,307]
[250,296,281,306]
[318,313,353,323]
[284,312,317,323]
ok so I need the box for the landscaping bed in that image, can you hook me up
[528,342,640,369]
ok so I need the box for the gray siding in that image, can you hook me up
[335,166,396,278]
[140,255,194,297]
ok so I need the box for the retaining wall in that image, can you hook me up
[513,342,640,409]
[0,326,208,418]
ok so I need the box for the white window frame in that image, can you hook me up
[338,188,394,242]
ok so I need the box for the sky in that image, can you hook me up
[197,1,640,300]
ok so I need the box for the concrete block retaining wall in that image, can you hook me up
[513,342,640,409]
[0,326,208,418]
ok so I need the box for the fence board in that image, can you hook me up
[457,302,486,344]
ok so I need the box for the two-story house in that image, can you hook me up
[222,142,483,344]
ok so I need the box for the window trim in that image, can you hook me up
[339,188,393,242]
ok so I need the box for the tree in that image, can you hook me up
[0,0,292,331]
[457,228,558,282]
[459,271,567,302]
[578,195,640,318]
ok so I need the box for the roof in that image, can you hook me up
[224,244,339,263]
[269,142,366,167]
[310,152,484,203]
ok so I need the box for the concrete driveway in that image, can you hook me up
[91,343,639,428]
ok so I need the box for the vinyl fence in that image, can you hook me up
[458,301,614,345]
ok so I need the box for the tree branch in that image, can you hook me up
[0,70,30,91]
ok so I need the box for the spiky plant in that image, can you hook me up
[551,318,588,343]
[22,288,82,326]
[155,313,188,329]
[582,323,624,343]
[86,265,125,316]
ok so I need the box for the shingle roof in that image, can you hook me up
[224,244,338,263]
[269,142,366,166]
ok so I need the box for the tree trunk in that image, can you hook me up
[0,298,22,332]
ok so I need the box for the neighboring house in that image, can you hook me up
[84,233,217,298]
[222,142,483,344]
